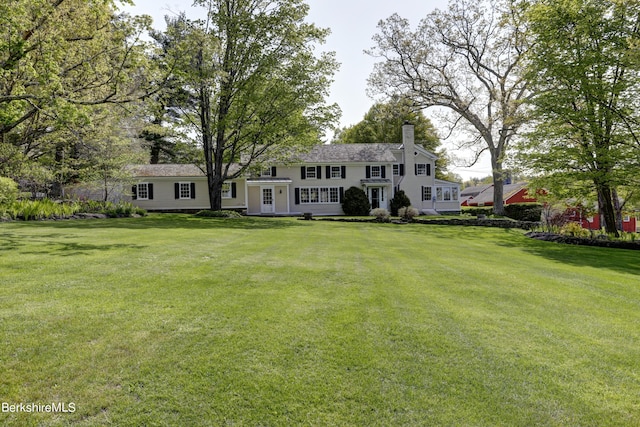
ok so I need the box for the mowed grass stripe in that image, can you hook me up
[0,215,639,426]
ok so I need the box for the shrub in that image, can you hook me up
[504,203,543,222]
[462,206,494,217]
[342,187,370,216]
[6,199,80,220]
[195,210,243,218]
[559,222,590,238]
[390,190,411,216]
[0,177,19,206]
[370,208,390,222]
[398,206,419,221]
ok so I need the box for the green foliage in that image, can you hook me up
[2,199,147,221]
[4,199,79,220]
[559,222,591,238]
[342,186,371,216]
[163,2,339,210]
[0,0,154,195]
[504,204,543,222]
[462,206,494,217]
[522,0,640,236]
[390,189,412,216]
[194,210,243,218]
[0,177,18,205]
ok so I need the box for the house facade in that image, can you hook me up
[130,123,461,215]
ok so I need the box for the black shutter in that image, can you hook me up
[271,167,277,177]
[148,183,154,200]
[399,164,405,176]
[174,183,179,199]
[326,166,331,179]
[427,164,432,176]
[190,182,196,199]
[301,166,306,180]
[421,186,425,201]
[415,164,418,176]
[317,166,322,179]
[381,166,386,179]
[339,187,344,203]
[341,166,346,179]
[231,182,237,198]
[131,185,137,200]
[366,166,371,178]
[295,188,300,204]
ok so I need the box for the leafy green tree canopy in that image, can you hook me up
[520,0,640,235]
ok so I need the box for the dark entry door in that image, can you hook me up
[371,188,380,209]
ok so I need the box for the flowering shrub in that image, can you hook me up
[398,206,419,221]
[370,208,390,222]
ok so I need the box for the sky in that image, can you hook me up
[121,0,492,179]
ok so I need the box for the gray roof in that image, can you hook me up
[128,164,205,177]
[128,164,244,177]
[295,143,399,163]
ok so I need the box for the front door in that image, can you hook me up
[370,187,381,209]
[261,186,274,213]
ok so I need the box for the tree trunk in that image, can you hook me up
[596,183,619,237]
[491,156,505,216]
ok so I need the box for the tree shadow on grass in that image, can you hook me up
[0,231,147,256]
[6,214,312,231]
[496,230,640,276]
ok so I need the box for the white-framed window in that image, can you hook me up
[299,187,340,204]
[393,164,400,176]
[305,166,317,179]
[222,182,232,199]
[261,168,272,177]
[422,186,432,202]
[416,164,429,176]
[370,165,382,178]
[137,183,149,200]
[179,182,191,199]
[435,186,459,201]
[330,166,342,179]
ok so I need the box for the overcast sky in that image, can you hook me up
[121,0,492,179]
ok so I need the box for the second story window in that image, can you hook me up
[416,164,431,176]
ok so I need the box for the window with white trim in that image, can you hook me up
[435,186,459,201]
[330,166,342,179]
[179,182,191,199]
[305,166,317,179]
[222,182,232,199]
[137,183,149,200]
[416,164,429,176]
[261,168,272,177]
[422,186,432,201]
[370,165,382,178]
[393,165,400,176]
[299,187,340,204]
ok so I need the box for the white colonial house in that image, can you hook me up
[129,123,460,215]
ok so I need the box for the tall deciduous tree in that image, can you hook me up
[0,0,154,191]
[521,0,640,236]
[166,0,339,211]
[368,0,530,215]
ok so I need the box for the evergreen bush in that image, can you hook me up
[342,187,371,216]
[390,190,411,216]
[504,204,543,222]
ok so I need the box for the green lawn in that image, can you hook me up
[1,215,639,426]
